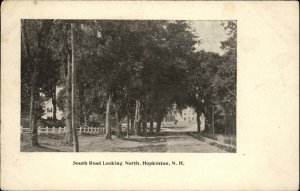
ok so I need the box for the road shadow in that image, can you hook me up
[156,131,193,136]
[110,144,168,152]
[122,136,166,143]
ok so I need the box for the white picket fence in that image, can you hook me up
[21,125,127,135]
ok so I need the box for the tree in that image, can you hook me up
[212,21,237,135]
[70,22,79,151]
[186,50,223,133]
[21,20,55,146]
[43,20,84,147]
[52,21,74,145]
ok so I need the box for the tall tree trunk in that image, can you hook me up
[71,22,79,152]
[118,121,122,137]
[130,116,134,131]
[63,54,73,144]
[196,111,201,133]
[142,104,147,138]
[134,100,141,135]
[134,100,138,135]
[115,110,122,138]
[142,120,147,137]
[137,121,142,135]
[127,114,130,138]
[149,120,154,134]
[52,86,57,121]
[105,94,112,139]
[29,67,38,146]
[141,108,146,137]
[156,118,162,133]
[77,83,85,124]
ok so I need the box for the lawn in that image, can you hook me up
[21,133,168,152]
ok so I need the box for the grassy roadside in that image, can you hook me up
[20,133,168,152]
[188,132,236,153]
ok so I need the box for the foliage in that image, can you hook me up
[21,20,237,137]
[213,21,237,114]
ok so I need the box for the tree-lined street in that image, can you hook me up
[21,130,228,152]
[21,20,236,152]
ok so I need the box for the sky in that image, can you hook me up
[190,21,228,55]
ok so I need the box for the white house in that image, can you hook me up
[164,107,205,131]
[175,107,197,122]
[41,98,63,120]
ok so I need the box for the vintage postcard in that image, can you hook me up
[1,1,298,190]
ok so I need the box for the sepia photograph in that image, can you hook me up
[2,1,299,190]
[21,20,236,153]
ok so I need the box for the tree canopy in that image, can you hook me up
[21,20,237,146]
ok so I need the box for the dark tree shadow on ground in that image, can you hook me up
[156,131,192,136]
[109,144,168,152]
[122,136,166,143]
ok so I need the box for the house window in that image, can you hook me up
[47,116,52,120]
[184,117,186,121]
[47,108,53,113]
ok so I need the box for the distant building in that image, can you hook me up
[176,107,197,123]
[164,107,205,131]
[164,107,197,123]
[41,98,63,120]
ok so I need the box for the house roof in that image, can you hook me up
[43,98,52,107]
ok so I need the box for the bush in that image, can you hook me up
[87,120,104,127]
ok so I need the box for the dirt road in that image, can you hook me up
[21,132,228,152]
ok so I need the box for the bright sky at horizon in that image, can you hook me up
[191,21,229,55]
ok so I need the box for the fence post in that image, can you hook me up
[79,126,82,135]
[52,126,55,133]
[46,126,48,134]
[59,127,62,134]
